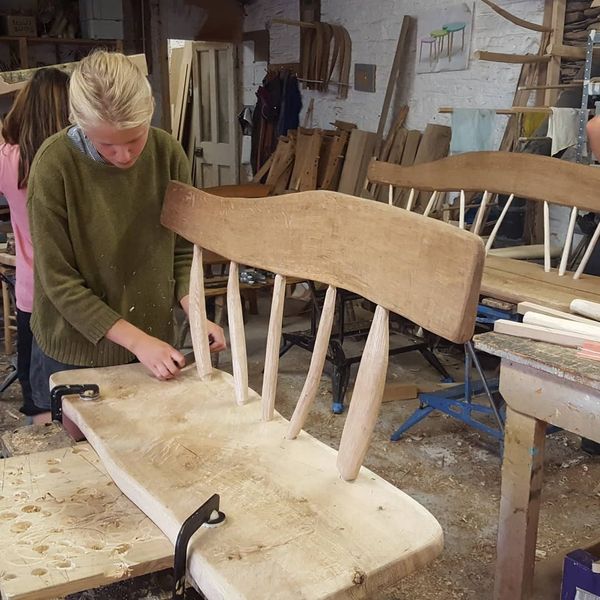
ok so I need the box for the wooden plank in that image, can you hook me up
[289,128,322,191]
[481,267,600,312]
[366,152,600,213]
[0,444,172,600]
[485,255,600,297]
[318,131,348,190]
[337,130,376,196]
[162,184,485,344]
[487,244,561,259]
[494,407,546,600]
[56,364,443,600]
[480,0,551,32]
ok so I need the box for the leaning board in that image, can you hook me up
[55,363,443,600]
[0,444,172,600]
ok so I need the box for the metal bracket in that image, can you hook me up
[173,493,226,600]
[50,384,100,422]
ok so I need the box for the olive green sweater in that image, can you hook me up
[28,127,192,367]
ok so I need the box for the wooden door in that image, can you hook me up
[191,42,239,187]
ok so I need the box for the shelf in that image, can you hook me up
[0,36,122,46]
[0,36,123,69]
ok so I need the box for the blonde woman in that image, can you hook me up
[0,67,70,417]
[28,51,225,422]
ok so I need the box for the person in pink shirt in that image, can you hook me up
[0,68,70,417]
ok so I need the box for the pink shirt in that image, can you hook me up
[0,143,34,312]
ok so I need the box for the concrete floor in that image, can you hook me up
[0,292,599,599]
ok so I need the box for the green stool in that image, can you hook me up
[443,22,467,60]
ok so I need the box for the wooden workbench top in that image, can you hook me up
[474,331,600,391]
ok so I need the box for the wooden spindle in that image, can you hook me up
[337,305,389,481]
[472,190,491,236]
[459,190,466,230]
[189,245,212,379]
[405,188,415,212]
[287,285,337,439]
[485,193,514,253]
[543,201,551,272]
[261,274,287,421]
[388,184,393,206]
[422,190,438,218]
[227,261,248,405]
[559,206,578,277]
[574,221,600,280]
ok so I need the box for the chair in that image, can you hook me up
[51,185,484,599]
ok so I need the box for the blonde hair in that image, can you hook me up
[69,50,154,130]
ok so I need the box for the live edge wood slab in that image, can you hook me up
[53,364,443,600]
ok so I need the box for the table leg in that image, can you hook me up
[494,406,546,600]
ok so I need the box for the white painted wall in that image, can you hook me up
[243,0,544,148]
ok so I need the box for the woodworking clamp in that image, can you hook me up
[173,493,226,599]
[50,384,100,422]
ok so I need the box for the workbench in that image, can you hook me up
[473,332,600,600]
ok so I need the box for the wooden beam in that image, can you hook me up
[474,50,551,64]
[374,16,413,159]
[547,43,598,61]
[544,0,566,106]
[148,0,171,131]
[494,319,594,347]
[480,0,551,32]
[439,106,551,115]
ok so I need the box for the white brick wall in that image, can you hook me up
[243,0,544,148]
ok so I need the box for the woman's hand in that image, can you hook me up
[207,319,226,352]
[130,333,186,380]
[106,319,185,380]
[180,295,227,353]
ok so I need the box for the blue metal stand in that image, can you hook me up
[391,340,505,442]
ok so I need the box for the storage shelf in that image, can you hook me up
[0,36,123,69]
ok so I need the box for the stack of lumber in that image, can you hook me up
[252,124,353,193]
[493,299,600,354]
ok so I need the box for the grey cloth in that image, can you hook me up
[450,108,496,153]
[67,125,106,163]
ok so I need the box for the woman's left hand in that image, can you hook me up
[180,295,226,352]
[207,319,226,352]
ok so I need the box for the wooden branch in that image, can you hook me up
[189,245,212,379]
[480,0,551,32]
[474,50,551,64]
[518,82,581,91]
[261,274,286,421]
[337,305,389,481]
[227,261,248,405]
[287,285,337,439]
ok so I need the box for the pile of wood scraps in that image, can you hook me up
[494,299,600,354]
[252,123,354,193]
[270,18,351,98]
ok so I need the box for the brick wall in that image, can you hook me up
[243,0,545,148]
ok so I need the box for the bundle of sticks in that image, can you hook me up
[494,299,600,359]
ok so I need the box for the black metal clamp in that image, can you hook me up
[173,493,226,600]
[50,384,100,422]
